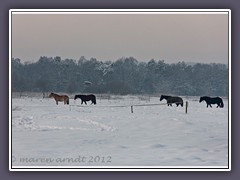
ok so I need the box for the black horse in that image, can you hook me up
[160,95,183,107]
[199,96,224,108]
[74,94,96,105]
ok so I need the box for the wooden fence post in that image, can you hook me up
[185,101,188,114]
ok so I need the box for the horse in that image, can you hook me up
[199,96,224,108]
[74,94,96,105]
[49,92,69,105]
[160,95,183,107]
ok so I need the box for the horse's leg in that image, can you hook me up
[56,100,58,105]
[210,104,212,108]
[221,102,224,108]
[81,100,83,104]
[218,103,222,108]
[84,101,87,105]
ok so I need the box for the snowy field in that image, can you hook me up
[11,94,229,168]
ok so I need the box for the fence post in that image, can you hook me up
[131,106,133,113]
[185,101,188,114]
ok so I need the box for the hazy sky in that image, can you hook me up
[11,11,229,64]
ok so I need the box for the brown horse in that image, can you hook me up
[49,92,69,105]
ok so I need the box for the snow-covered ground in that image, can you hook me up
[11,95,229,168]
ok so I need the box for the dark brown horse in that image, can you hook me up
[74,94,96,105]
[49,92,69,105]
[160,95,183,107]
[199,96,224,108]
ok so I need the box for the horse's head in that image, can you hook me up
[49,93,54,98]
[199,96,204,103]
[74,95,77,100]
[160,95,164,101]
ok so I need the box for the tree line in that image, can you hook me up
[11,56,228,96]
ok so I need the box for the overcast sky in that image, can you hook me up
[11,11,229,64]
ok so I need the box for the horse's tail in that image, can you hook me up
[220,99,224,108]
[93,95,97,104]
[180,98,183,107]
